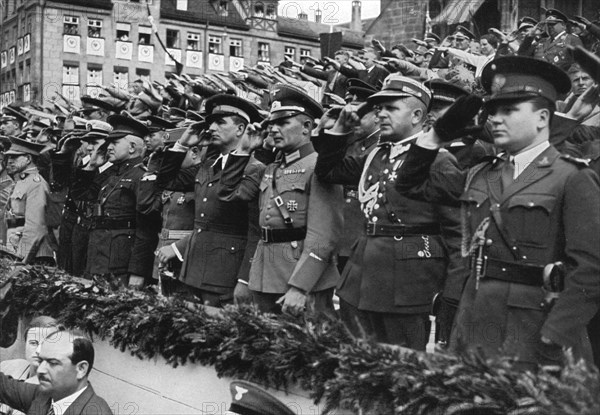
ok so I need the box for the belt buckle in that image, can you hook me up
[366,222,376,236]
[261,226,270,242]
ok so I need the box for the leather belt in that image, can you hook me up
[160,228,193,240]
[91,218,136,230]
[483,258,544,287]
[261,226,307,243]
[365,222,441,237]
[195,221,247,236]
[6,218,25,228]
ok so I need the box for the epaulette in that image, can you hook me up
[561,154,590,167]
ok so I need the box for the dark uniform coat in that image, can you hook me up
[219,143,344,294]
[397,144,600,364]
[4,167,53,260]
[0,373,113,415]
[301,65,348,105]
[533,31,584,70]
[314,134,465,314]
[0,170,14,247]
[157,150,264,295]
[84,157,146,276]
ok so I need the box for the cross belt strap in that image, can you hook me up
[365,222,441,237]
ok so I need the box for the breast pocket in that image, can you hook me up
[507,194,556,247]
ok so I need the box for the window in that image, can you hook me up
[25,59,30,82]
[63,16,79,35]
[62,64,79,85]
[136,68,151,82]
[229,38,242,57]
[113,66,129,90]
[87,66,102,85]
[139,26,152,45]
[166,29,179,48]
[208,35,222,54]
[116,23,130,42]
[217,0,228,16]
[88,19,102,38]
[284,46,295,60]
[187,32,200,50]
[258,42,270,62]
[300,49,311,58]
[176,0,187,10]
[254,3,264,17]
[266,4,276,19]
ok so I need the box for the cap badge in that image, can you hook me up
[491,74,506,94]
[234,386,248,400]
[272,101,282,110]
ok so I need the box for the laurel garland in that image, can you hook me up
[1,263,599,415]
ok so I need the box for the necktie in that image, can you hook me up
[501,156,515,192]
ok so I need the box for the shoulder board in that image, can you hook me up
[561,154,590,167]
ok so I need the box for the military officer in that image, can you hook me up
[67,121,114,276]
[0,108,26,138]
[84,115,149,285]
[80,96,117,121]
[227,380,295,415]
[155,95,265,306]
[534,9,583,70]
[336,79,381,272]
[313,74,464,349]
[218,85,344,315]
[0,140,14,248]
[143,116,176,171]
[4,138,54,263]
[397,56,600,367]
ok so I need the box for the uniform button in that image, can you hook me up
[383,169,389,174]
[522,255,527,260]
[368,175,372,180]
[208,183,213,187]
[378,193,383,198]
[346,198,351,203]
[501,268,506,272]
[512,246,517,250]
[361,146,365,151]
[390,158,395,163]
[197,229,202,233]
[230,247,235,251]
[374,204,380,209]
[372,216,378,222]
[486,239,493,245]
[200,213,205,217]
[528,202,534,207]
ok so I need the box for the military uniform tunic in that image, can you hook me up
[219,143,344,295]
[85,157,146,276]
[533,31,584,70]
[4,167,53,260]
[157,150,264,296]
[397,144,600,364]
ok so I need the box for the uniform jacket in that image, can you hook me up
[0,170,14,247]
[157,150,265,293]
[219,143,344,294]
[396,144,600,364]
[0,374,112,415]
[4,167,53,260]
[314,133,465,314]
[339,130,380,257]
[533,32,584,70]
[82,157,147,276]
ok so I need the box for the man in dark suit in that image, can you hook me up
[0,329,113,415]
[301,50,349,106]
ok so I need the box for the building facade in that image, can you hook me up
[0,0,364,109]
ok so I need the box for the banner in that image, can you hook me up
[63,35,80,54]
[229,56,244,72]
[186,50,203,69]
[115,41,133,60]
[87,38,104,56]
[208,53,224,71]
[138,45,154,63]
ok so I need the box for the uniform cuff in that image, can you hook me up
[171,243,184,262]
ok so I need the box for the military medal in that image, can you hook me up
[177,195,186,205]
[388,172,397,182]
[286,200,298,212]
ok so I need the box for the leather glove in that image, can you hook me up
[433,95,484,142]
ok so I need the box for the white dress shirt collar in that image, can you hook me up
[51,386,88,415]
[511,141,550,179]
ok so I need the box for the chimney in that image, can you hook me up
[298,10,308,20]
[351,1,361,31]
[315,8,322,23]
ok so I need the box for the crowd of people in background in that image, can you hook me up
[0,7,599,375]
